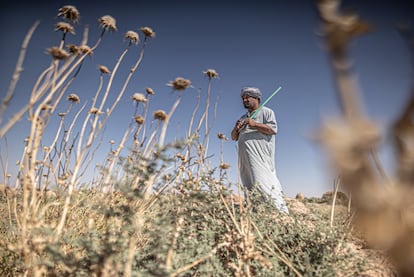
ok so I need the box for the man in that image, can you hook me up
[231,87,288,213]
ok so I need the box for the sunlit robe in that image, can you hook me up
[237,106,288,213]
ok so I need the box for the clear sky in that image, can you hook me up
[1,0,412,197]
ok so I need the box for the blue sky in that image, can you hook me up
[1,0,412,197]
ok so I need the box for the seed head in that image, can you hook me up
[98,65,111,74]
[131,93,147,103]
[79,45,93,55]
[167,77,192,91]
[89,107,103,115]
[99,15,117,32]
[125,30,139,45]
[134,115,145,124]
[55,22,75,34]
[203,69,219,79]
[67,44,80,55]
[47,47,70,60]
[153,110,167,121]
[219,162,230,169]
[67,93,80,103]
[217,132,228,141]
[146,87,155,95]
[140,26,155,38]
[57,5,80,23]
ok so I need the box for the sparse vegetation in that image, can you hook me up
[1,0,412,276]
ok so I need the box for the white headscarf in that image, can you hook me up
[240,87,261,100]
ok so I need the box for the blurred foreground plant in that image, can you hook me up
[316,0,414,275]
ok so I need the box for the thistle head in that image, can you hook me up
[57,5,80,23]
[140,26,155,38]
[131,93,147,103]
[203,69,219,79]
[98,65,111,74]
[125,30,139,45]
[99,15,117,32]
[167,77,192,91]
[153,110,167,121]
[47,47,70,60]
[55,22,75,35]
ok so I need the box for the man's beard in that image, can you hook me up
[243,102,250,109]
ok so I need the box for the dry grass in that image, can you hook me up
[0,1,412,276]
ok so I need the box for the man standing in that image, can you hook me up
[231,87,288,213]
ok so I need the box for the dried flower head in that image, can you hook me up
[67,93,80,103]
[153,110,167,121]
[167,77,192,91]
[55,22,75,34]
[57,5,80,23]
[79,45,93,55]
[131,93,147,103]
[203,69,219,79]
[146,87,155,95]
[67,44,80,55]
[176,153,186,161]
[134,115,145,124]
[219,162,230,170]
[47,47,70,60]
[140,26,155,38]
[109,140,115,144]
[98,65,111,74]
[125,30,139,45]
[217,132,228,141]
[99,15,117,32]
[89,107,103,115]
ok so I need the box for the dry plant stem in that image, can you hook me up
[56,47,132,237]
[330,177,340,227]
[0,21,40,123]
[165,215,185,271]
[105,38,148,117]
[159,92,182,147]
[187,89,202,138]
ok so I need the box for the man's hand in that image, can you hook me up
[243,118,257,128]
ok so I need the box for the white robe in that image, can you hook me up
[237,106,288,213]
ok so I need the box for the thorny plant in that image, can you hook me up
[0,2,404,276]
[0,4,231,275]
[316,0,414,275]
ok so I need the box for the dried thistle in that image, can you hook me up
[203,69,219,79]
[99,15,117,32]
[140,26,155,38]
[89,107,103,115]
[98,65,111,74]
[146,87,155,95]
[125,30,139,45]
[47,47,70,60]
[219,162,230,169]
[131,93,147,103]
[176,153,186,161]
[167,77,192,91]
[55,22,75,35]
[316,0,372,56]
[153,110,167,121]
[134,115,145,125]
[67,93,80,103]
[67,44,80,55]
[79,45,93,55]
[57,5,80,23]
[217,132,228,141]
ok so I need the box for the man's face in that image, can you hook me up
[242,95,258,109]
